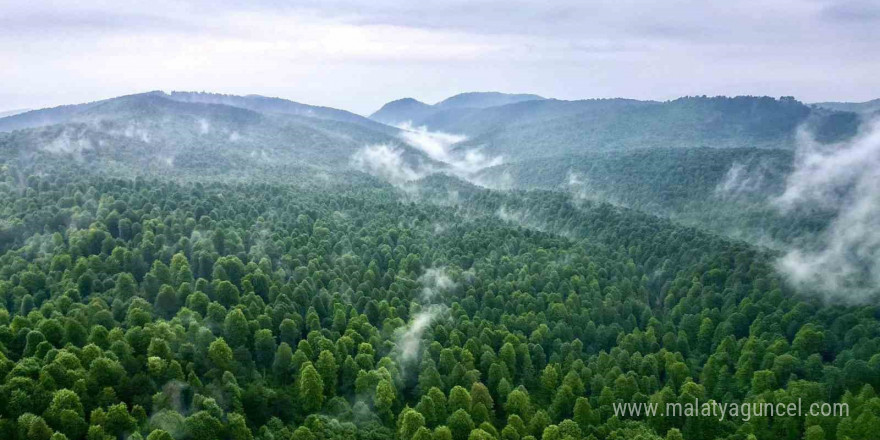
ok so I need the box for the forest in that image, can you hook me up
[0,91,876,440]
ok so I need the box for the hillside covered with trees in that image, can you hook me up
[0,91,876,440]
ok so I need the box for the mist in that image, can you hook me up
[564,170,617,205]
[714,160,772,198]
[398,123,503,177]
[775,119,880,301]
[42,129,93,155]
[350,144,424,184]
[350,124,504,187]
[417,267,456,302]
[393,268,455,372]
[395,304,448,367]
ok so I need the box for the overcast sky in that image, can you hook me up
[1,0,878,115]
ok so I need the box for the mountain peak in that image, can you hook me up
[434,91,545,109]
[370,92,546,126]
[369,98,434,125]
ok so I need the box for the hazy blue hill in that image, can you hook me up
[434,91,545,109]
[413,172,487,200]
[80,92,263,125]
[447,96,859,159]
[476,146,836,246]
[368,97,436,126]
[166,91,397,134]
[478,147,792,202]
[369,92,547,126]
[421,97,647,135]
[0,92,434,178]
[0,91,252,132]
[0,91,398,134]
[0,108,30,118]
[813,98,880,114]
[370,94,859,160]
[0,94,125,132]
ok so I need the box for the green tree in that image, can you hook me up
[225,413,253,440]
[215,281,240,308]
[223,309,250,348]
[146,429,174,440]
[208,338,234,372]
[299,363,324,413]
[154,285,178,319]
[398,407,427,440]
[44,389,86,439]
[375,379,396,424]
[315,350,338,397]
[184,411,223,440]
[253,329,276,370]
[447,409,475,440]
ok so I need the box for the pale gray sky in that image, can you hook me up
[1,0,878,115]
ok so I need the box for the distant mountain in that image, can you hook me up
[0,96,112,132]
[165,91,396,134]
[0,108,29,118]
[475,146,834,246]
[0,92,434,179]
[429,96,859,160]
[434,92,545,110]
[369,91,545,126]
[813,98,880,115]
[369,98,437,126]
[477,147,793,205]
[0,91,393,134]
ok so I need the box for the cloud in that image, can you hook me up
[714,160,772,198]
[565,170,597,202]
[821,0,880,23]
[2,0,879,114]
[0,9,199,35]
[393,268,455,372]
[121,122,152,143]
[350,144,424,184]
[42,130,93,155]
[418,267,456,302]
[398,123,503,177]
[775,119,880,301]
[394,304,447,367]
[398,123,466,162]
[198,118,211,134]
[564,170,623,206]
[351,125,503,187]
[496,205,577,239]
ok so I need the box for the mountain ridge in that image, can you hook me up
[813,98,880,115]
[0,91,393,134]
[369,91,546,126]
[0,91,436,179]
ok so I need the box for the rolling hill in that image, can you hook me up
[0,89,877,440]
[373,94,861,160]
[0,91,391,134]
[813,98,880,114]
[0,92,436,180]
[369,91,545,126]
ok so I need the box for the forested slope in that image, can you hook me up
[0,92,388,135]
[0,93,434,177]
[0,91,876,440]
[474,147,836,247]
[371,95,860,160]
[370,93,544,127]
[0,159,875,440]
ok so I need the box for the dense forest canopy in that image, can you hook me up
[0,91,877,440]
